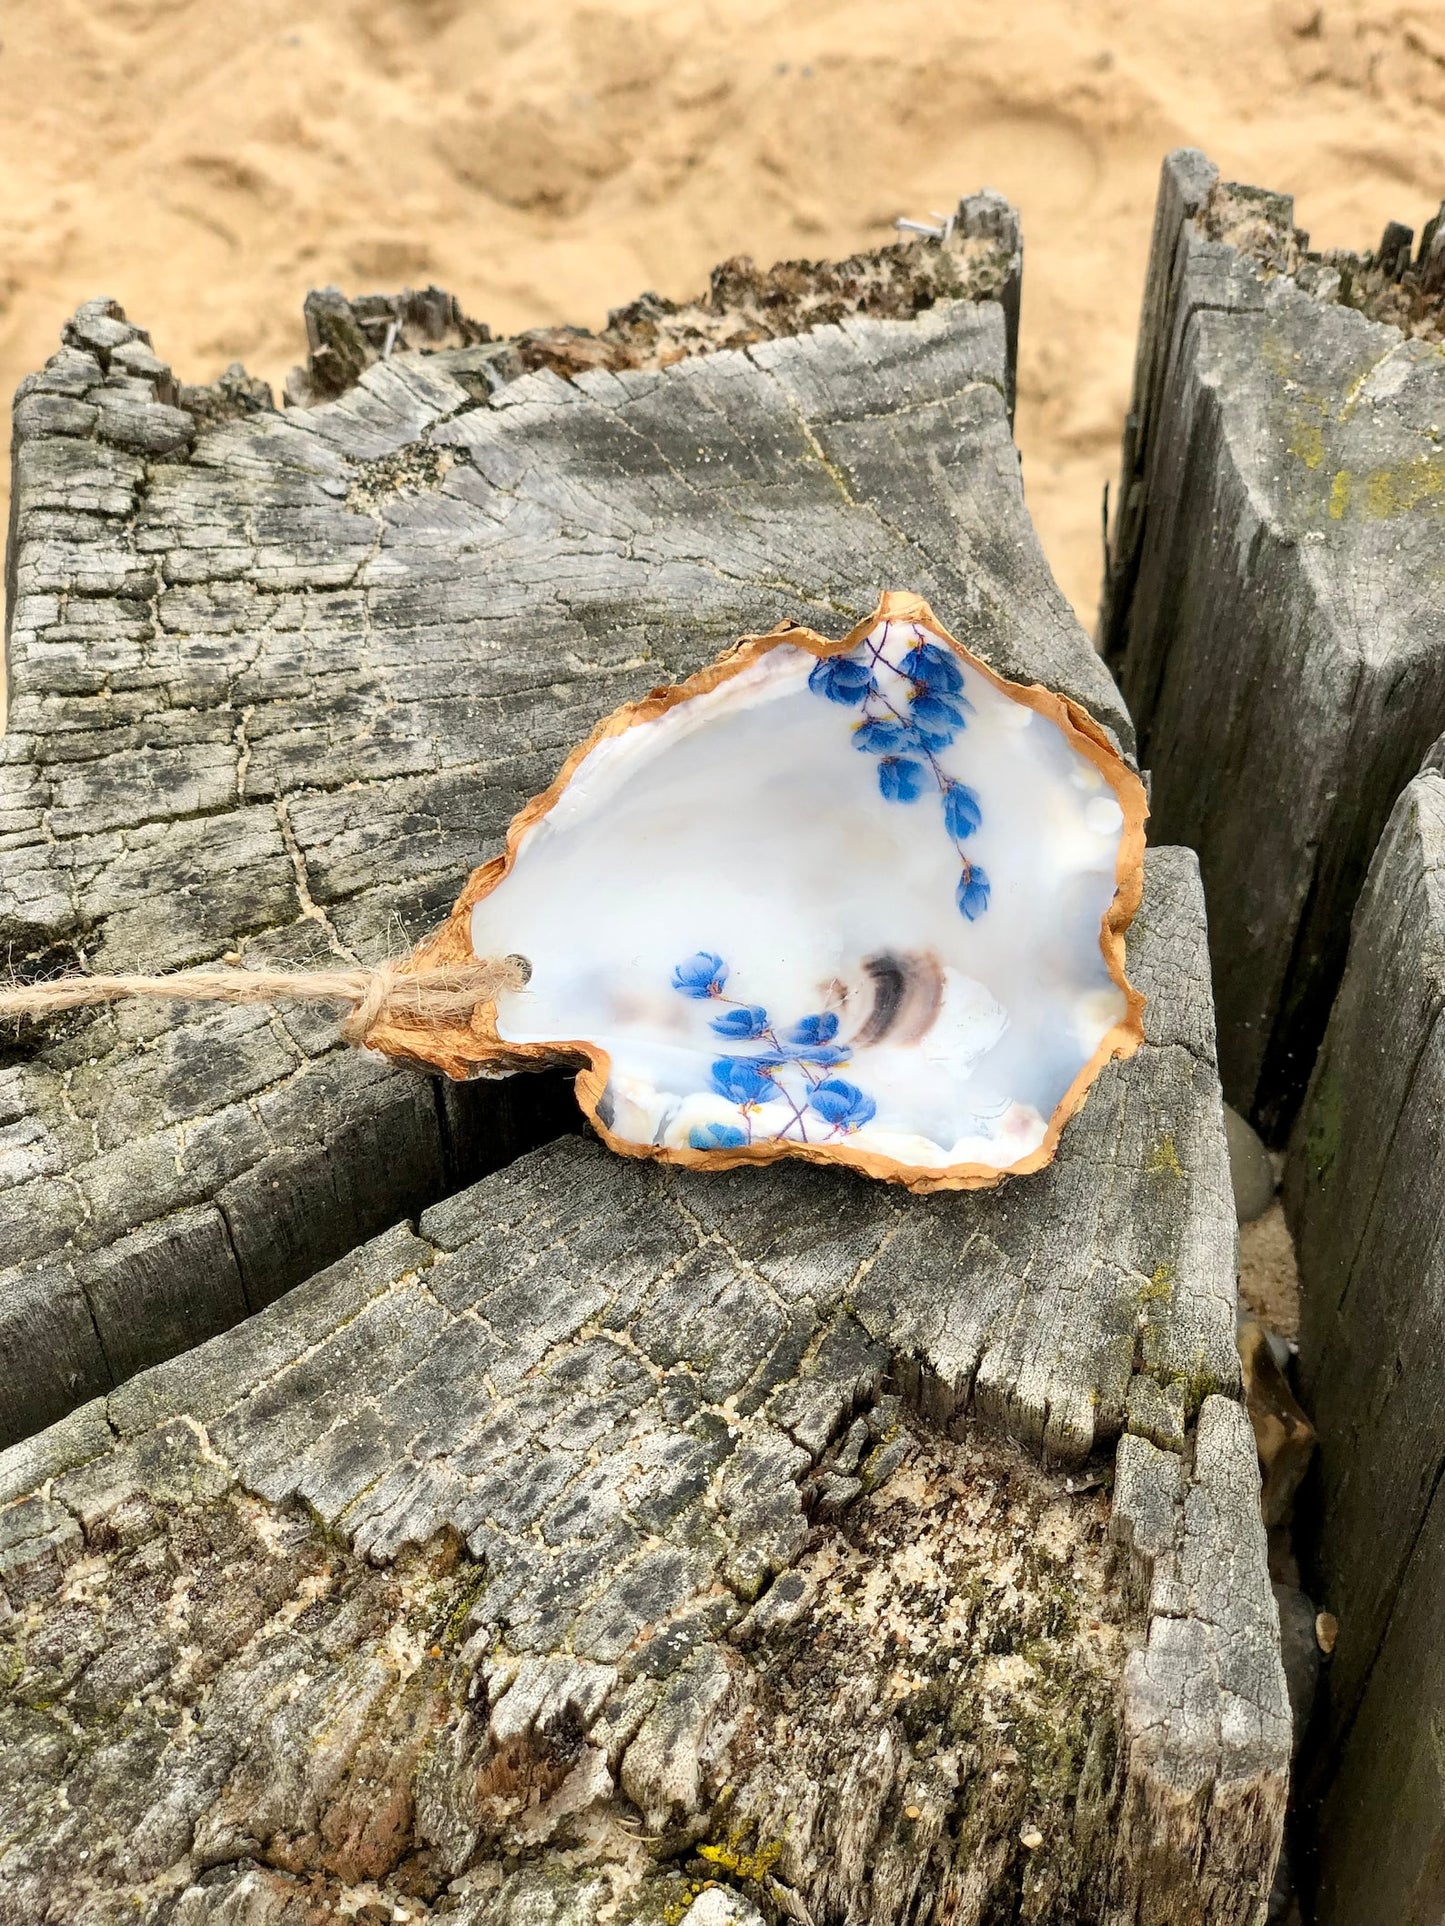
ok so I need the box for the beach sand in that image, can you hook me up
[1,0,1442,626]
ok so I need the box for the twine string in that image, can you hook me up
[0,954,532,1050]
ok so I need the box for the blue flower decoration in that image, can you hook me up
[791,1042,852,1066]
[957,867,991,920]
[673,951,727,998]
[789,1013,839,1045]
[943,782,982,841]
[901,640,965,696]
[711,1004,769,1039]
[674,955,869,1150]
[711,1057,778,1106]
[853,718,920,757]
[877,756,927,803]
[809,1078,877,1130]
[911,693,969,749]
[808,622,994,924]
[808,654,874,706]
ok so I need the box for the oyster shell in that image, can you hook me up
[382,593,1147,1192]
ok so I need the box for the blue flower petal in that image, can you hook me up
[792,1042,852,1065]
[877,756,928,803]
[710,1004,769,1039]
[900,640,964,696]
[911,694,968,749]
[711,1057,778,1106]
[788,1012,839,1045]
[689,1122,748,1150]
[672,951,727,998]
[853,718,921,757]
[808,654,875,706]
[808,1077,877,1130]
[943,782,983,841]
[957,866,991,921]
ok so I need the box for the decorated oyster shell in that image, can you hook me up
[382,593,1147,1192]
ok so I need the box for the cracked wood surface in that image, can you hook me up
[1101,149,1445,1143]
[1,258,1128,1450]
[0,981,1284,1923]
[0,1345,1278,1925]
[0,241,1288,1921]
[1285,763,1445,1926]
[0,848,1288,1926]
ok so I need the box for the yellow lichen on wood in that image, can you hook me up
[1146,1135,1184,1179]
[1326,456,1445,521]
[1363,455,1445,518]
[1286,415,1325,469]
[1141,1263,1175,1302]
[698,1835,785,1882]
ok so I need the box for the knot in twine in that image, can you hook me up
[0,954,532,1050]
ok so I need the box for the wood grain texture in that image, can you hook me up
[1,257,1121,1448]
[280,189,1023,420]
[1284,765,1445,1926]
[1111,1404,1292,1925]
[0,236,1109,1448]
[1101,149,1445,1142]
[0,243,1286,1919]
[0,959,1285,1921]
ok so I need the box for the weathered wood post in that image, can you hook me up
[0,207,1288,1922]
[1100,148,1445,1142]
[1,201,1033,1447]
[1284,747,1445,1926]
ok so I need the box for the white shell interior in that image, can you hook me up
[470,616,1131,1175]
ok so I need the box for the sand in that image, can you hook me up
[1240,1201,1303,1340]
[2,0,1443,625]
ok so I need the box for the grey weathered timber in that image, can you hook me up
[0,209,1289,1918]
[0,205,1093,1450]
[1101,148,1445,1142]
[281,189,1022,419]
[1283,761,1445,1926]
[0,849,1286,1924]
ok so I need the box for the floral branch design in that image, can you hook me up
[809,619,991,921]
[671,951,877,1151]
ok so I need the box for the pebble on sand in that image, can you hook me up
[1224,1102,1278,1223]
